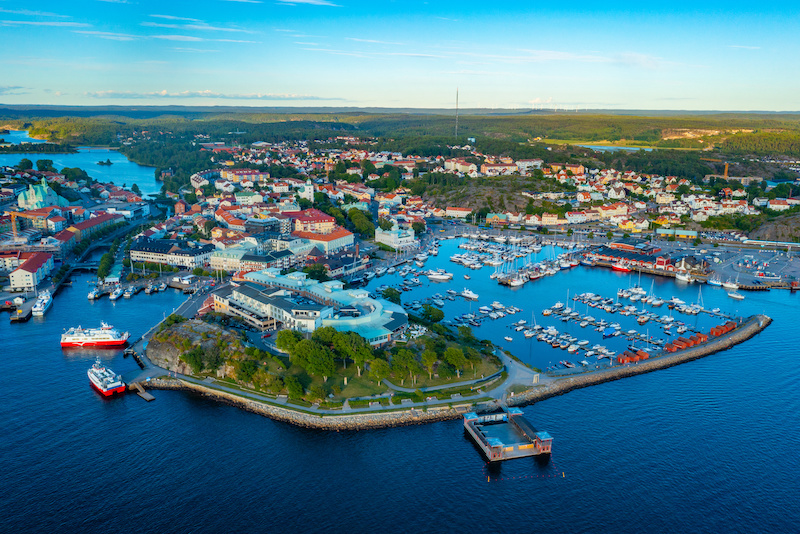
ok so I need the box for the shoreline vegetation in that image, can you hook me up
[141,314,771,430]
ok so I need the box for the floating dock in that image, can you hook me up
[464,408,552,462]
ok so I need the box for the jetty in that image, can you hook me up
[464,408,552,461]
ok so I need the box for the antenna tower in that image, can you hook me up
[455,88,459,139]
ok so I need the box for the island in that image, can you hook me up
[97,158,113,166]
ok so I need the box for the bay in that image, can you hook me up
[0,234,798,533]
[0,131,161,198]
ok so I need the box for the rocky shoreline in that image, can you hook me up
[142,314,771,430]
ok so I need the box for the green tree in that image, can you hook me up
[17,158,33,170]
[457,325,476,345]
[421,304,444,323]
[392,349,421,386]
[421,349,438,379]
[443,347,466,378]
[378,217,394,231]
[276,329,301,354]
[368,358,391,385]
[606,230,614,239]
[308,384,327,402]
[131,183,141,195]
[567,228,574,236]
[292,339,335,381]
[412,221,426,235]
[284,375,304,399]
[311,325,338,346]
[303,263,330,282]
[36,159,55,172]
[332,332,372,376]
[382,287,401,304]
[204,220,216,236]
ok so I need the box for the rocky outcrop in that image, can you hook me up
[146,319,246,376]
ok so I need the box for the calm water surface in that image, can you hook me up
[0,131,160,197]
[1,238,798,533]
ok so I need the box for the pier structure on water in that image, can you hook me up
[464,408,552,462]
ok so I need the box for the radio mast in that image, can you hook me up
[455,88,459,139]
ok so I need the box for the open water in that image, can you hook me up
[0,130,160,197]
[1,239,799,533]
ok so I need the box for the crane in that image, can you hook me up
[700,158,729,178]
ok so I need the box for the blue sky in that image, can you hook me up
[0,1,797,110]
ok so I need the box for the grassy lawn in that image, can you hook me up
[408,357,502,390]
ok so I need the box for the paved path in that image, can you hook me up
[383,366,505,393]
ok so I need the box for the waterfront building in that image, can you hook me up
[129,237,214,268]
[222,269,407,345]
[375,223,418,250]
[8,251,53,291]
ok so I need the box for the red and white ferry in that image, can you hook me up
[87,359,126,396]
[61,322,130,348]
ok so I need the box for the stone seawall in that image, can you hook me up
[144,378,480,430]
[143,314,771,430]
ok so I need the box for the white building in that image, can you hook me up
[375,224,419,250]
[9,252,54,291]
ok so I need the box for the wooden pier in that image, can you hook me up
[464,408,552,462]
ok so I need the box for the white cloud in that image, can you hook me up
[1,20,91,27]
[277,0,339,6]
[86,89,342,100]
[142,21,252,33]
[729,45,760,50]
[152,34,204,41]
[74,30,139,41]
[346,38,404,46]
[301,47,367,58]
[0,85,27,95]
[150,15,204,23]
[0,9,70,18]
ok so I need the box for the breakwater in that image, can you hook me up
[142,314,771,430]
[507,313,772,407]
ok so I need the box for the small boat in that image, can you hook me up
[727,291,745,300]
[31,290,53,317]
[87,288,100,300]
[461,288,479,300]
[675,272,693,283]
[464,274,470,280]
[109,287,123,301]
[504,336,513,342]
[612,261,631,272]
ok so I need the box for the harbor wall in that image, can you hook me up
[143,378,478,430]
[142,314,771,430]
[506,314,772,407]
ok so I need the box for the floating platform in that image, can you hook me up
[464,408,552,462]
